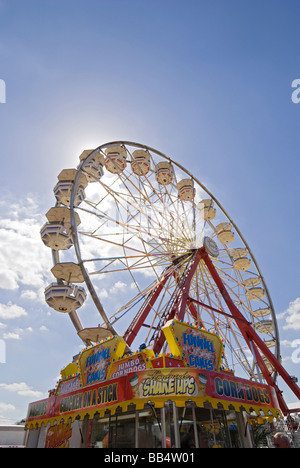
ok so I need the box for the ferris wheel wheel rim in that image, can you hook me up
[68,140,280,365]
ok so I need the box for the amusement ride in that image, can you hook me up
[41,141,299,415]
[26,141,300,448]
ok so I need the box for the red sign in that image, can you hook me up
[207,371,276,408]
[26,368,276,425]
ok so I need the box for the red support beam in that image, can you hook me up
[124,252,203,351]
[201,248,300,415]
[152,249,204,353]
[186,297,204,326]
[123,275,169,347]
[189,297,250,326]
[124,243,299,415]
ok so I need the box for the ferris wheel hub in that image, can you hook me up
[171,251,194,265]
[203,236,219,258]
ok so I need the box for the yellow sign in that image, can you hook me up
[162,319,223,372]
[60,362,78,379]
[128,368,207,400]
[107,349,154,380]
[79,335,126,386]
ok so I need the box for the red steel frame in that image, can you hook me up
[123,250,204,348]
[124,246,300,415]
[123,275,169,347]
[200,248,300,415]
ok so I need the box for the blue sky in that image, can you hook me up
[0,0,299,424]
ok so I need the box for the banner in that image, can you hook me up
[26,323,278,426]
[207,371,275,408]
[128,368,205,399]
[26,368,276,424]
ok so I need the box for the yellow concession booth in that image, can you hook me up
[25,320,281,448]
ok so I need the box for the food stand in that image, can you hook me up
[25,319,281,448]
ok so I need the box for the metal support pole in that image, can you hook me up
[201,248,300,415]
[152,249,203,353]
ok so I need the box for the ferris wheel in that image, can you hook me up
[41,141,299,413]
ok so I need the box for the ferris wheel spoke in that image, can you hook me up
[79,230,147,257]
[143,276,176,345]
[192,261,255,372]
[171,170,197,240]
[120,159,196,247]
[105,279,161,326]
[223,328,255,377]
[79,203,189,255]
[214,259,271,312]
[195,263,232,330]
[79,213,179,259]
[88,257,168,276]
[116,173,196,252]
[212,263,254,313]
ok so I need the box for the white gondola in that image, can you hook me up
[40,222,73,250]
[131,149,151,175]
[230,248,251,270]
[262,356,274,372]
[78,149,93,161]
[54,181,85,207]
[78,326,112,343]
[216,222,234,244]
[229,248,247,259]
[51,262,85,283]
[233,257,251,271]
[197,199,216,220]
[155,161,173,185]
[78,149,105,182]
[246,287,265,301]
[254,320,274,334]
[44,282,86,313]
[264,339,276,348]
[177,179,195,201]
[53,169,88,207]
[45,207,81,234]
[242,277,261,288]
[252,308,271,318]
[104,145,127,174]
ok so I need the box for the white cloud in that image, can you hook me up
[0,197,52,293]
[282,297,300,330]
[0,382,43,398]
[98,288,108,299]
[0,302,27,320]
[2,332,21,340]
[110,281,127,294]
[280,339,294,347]
[3,326,33,340]
[0,271,19,290]
[0,402,16,413]
[20,289,38,300]
[4,325,34,340]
